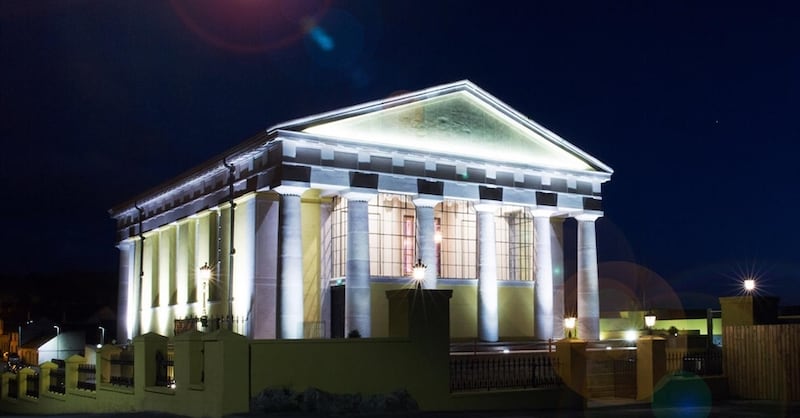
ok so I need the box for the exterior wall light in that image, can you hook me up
[644,311,657,335]
[564,316,576,339]
[412,258,427,290]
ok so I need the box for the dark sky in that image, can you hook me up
[2,1,799,308]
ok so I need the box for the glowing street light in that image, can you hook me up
[644,311,657,335]
[412,258,427,290]
[743,278,756,293]
[564,316,576,339]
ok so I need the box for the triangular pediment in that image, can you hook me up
[278,81,611,173]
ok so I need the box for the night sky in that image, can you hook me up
[2,1,799,310]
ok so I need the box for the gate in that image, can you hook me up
[586,348,636,399]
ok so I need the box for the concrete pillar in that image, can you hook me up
[576,214,601,340]
[252,194,279,339]
[277,189,305,339]
[476,204,498,342]
[533,210,555,340]
[551,217,566,339]
[637,336,667,401]
[413,197,441,289]
[555,338,588,405]
[345,194,374,337]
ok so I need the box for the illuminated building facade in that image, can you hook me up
[109,81,612,342]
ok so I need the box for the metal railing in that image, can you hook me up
[155,350,175,388]
[49,367,65,394]
[77,364,96,391]
[26,373,39,398]
[450,352,561,392]
[7,376,18,399]
[667,349,723,376]
[110,350,135,387]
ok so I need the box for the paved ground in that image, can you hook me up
[2,400,799,417]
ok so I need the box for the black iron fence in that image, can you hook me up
[450,352,561,392]
[77,364,96,391]
[155,349,175,388]
[110,349,135,387]
[667,349,723,376]
[49,367,65,394]
[26,373,39,398]
[7,376,18,399]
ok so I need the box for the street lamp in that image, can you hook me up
[53,325,60,360]
[412,258,426,290]
[743,278,756,293]
[644,311,657,335]
[98,326,105,348]
[199,262,212,325]
[564,317,576,339]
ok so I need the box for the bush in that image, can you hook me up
[251,387,418,415]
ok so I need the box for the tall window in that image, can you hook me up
[402,215,415,275]
[496,208,533,281]
[331,197,348,278]
[435,200,477,279]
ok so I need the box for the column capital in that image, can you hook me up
[574,212,602,222]
[412,195,442,208]
[342,189,376,202]
[273,185,308,196]
[474,201,500,213]
[530,208,560,218]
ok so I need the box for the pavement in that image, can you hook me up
[2,400,799,418]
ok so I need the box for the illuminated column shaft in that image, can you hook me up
[117,242,135,342]
[577,214,601,340]
[346,198,372,337]
[533,213,554,340]
[413,199,439,289]
[476,205,498,342]
[278,192,304,339]
[551,217,565,339]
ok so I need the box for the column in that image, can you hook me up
[551,217,566,339]
[345,194,373,337]
[277,190,305,339]
[117,241,134,342]
[413,197,440,289]
[576,213,601,340]
[532,210,554,340]
[476,204,498,342]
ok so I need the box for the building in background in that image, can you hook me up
[108,81,612,342]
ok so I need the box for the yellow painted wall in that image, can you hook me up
[301,190,322,331]
[369,281,533,339]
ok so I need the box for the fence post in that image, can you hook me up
[133,332,168,392]
[555,338,588,406]
[64,354,85,394]
[1,371,12,399]
[637,336,666,401]
[18,367,33,397]
[97,344,122,386]
[39,361,57,395]
[202,329,249,417]
[173,330,204,390]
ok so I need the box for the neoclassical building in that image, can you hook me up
[109,81,612,343]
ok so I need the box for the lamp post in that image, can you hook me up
[564,316,576,339]
[199,262,212,327]
[53,325,60,360]
[412,258,427,290]
[644,311,657,336]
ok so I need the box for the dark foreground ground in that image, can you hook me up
[2,400,800,418]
